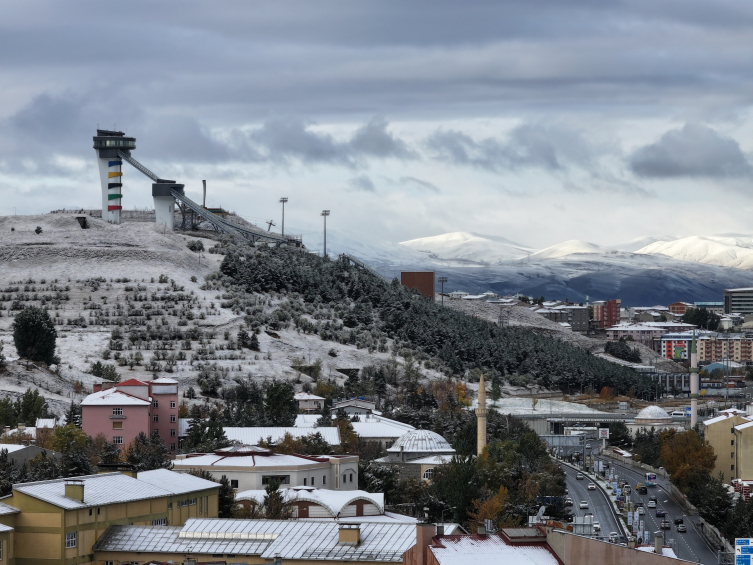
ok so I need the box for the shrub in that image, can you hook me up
[13,306,58,365]
[187,240,205,252]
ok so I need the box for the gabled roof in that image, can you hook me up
[137,469,219,495]
[117,378,150,387]
[294,392,325,401]
[81,388,151,407]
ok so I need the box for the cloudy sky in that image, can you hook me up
[1,0,752,250]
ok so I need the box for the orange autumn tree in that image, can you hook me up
[659,429,716,491]
[467,485,510,532]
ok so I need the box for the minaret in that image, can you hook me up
[476,374,488,456]
[690,331,699,428]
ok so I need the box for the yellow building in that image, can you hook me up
[703,409,750,481]
[4,469,219,565]
[0,502,20,565]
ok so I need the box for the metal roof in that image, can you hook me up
[430,533,558,565]
[173,452,331,469]
[224,426,341,446]
[0,502,20,515]
[137,469,219,495]
[386,430,455,454]
[635,406,672,422]
[93,519,416,561]
[235,487,385,517]
[13,471,210,510]
[81,388,151,406]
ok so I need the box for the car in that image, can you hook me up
[638,487,648,495]
[660,521,671,530]
[647,500,657,508]
[588,483,596,490]
[677,524,687,533]
[649,495,658,502]
[674,517,684,525]
[580,501,589,509]
[636,501,644,507]
[565,489,569,494]
[576,473,584,480]
[593,522,601,532]
[609,532,619,543]
[638,506,645,515]
[656,509,666,517]
[565,498,574,507]
[586,443,592,448]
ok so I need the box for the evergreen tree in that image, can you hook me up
[61,447,94,477]
[237,329,249,349]
[218,474,236,518]
[490,378,502,403]
[264,382,297,426]
[249,333,260,351]
[263,479,293,519]
[0,340,5,368]
[26,452,61,482]
[12,306,58,365]
[0,449,20,496]
[126,431,171,471]
[315,403,332,427]
[65,402,82,429]
[98,440,122,465]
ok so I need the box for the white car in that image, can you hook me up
[638,506,645,515]
[593,522,601,532]
[580,501,589,509]
[587,483,596,490]
[647,500,656,508]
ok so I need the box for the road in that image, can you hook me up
[562,463,622,540]
[600,456,718,564]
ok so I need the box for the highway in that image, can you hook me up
[562,463,622,540]
[600,456,719,564]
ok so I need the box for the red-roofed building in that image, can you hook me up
[82,378,179,452]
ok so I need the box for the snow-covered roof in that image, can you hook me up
[13,471,214,510]
[735,421,753,432]
[0,502,20,515]
[704,413,748,427]
[81,388,151,407]
[150,378,178,384]
[429,532,558,565]
[386,430,455,454]
[224,426,341,446]
[294,392,325,401]
[137,469,218,494]
[173,451,332,469]
[635,406,671,422]
[236,487,384,517]
[0,444,35,454]
[117,378,150,387]
[35,418,57,429]
[403,454,454,465]
[636,546,678,558]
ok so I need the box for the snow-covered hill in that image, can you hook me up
[636,235,753,270]
[529,240,606,260]
[399,231,532,264]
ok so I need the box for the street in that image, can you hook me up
[563,463,622,539]
[600,456,719,564]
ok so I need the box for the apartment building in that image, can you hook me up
[81,378,179,452]
[703,409,753,482]
[4,469,218,565]
[591,299,621,329]
[698,333,753,363]
[724,288,753,315]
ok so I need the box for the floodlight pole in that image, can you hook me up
[321,210,330,258]
[438,276,448,306]
[279,197,288,236]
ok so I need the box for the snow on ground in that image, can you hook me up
[471,397,606,414]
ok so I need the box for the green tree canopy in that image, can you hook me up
[12,307,58,365]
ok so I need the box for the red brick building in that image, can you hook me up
[592,299,621,329]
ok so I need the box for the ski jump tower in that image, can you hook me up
[93,129,183,228]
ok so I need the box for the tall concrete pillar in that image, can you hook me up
[476,374,488,456]
[152,183,184,231]
[93,129,136,224]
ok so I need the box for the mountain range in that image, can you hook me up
[320,230,753,306]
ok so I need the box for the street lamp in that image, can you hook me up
[321,210,330,257]
[438,277,448,305]
[279,197,288,236]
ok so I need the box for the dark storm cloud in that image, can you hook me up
[426,124,580,172]
[630,124,753,178]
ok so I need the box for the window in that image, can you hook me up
[350,473,353,483]
[113,436,123,445]
[0,539,3,560]
[343,473,347,484]
[153,400,159,408]
[732,453,735,458]
[312,477,315,486]
[423,468,434,480]
[153,415,159,422]
[154,429,160,436]
[732,465,735,471]
[170,443,176,451]
[304,478,307,486]
[112,407,123,416]
[170,429,176,436]
[65,531,77,548]
[97,507,100,515]
[152,518,167,525]
[170,415,176,422]
[106,561,113,565]
[323,475,326,485]
[112,422,122,430]
[230,479,239,489]
[200,497,203,514]
[168,503,173,510]
[262,475,290,485]
[170,400,176,408]
[732,440,735,446]
[89,508,93,516]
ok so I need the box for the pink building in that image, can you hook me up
[81,377,179,453]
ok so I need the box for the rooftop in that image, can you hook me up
[81,388,151,407]
[136,469,219,495]
[429,532,558,565]
[223,426,341,446]
[386,430,455,454]
[235,487,385,517]
[635,405,672,422]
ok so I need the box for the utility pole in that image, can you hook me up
[321,210,330,258]
[279,197,288,236]
[438,276,447,305]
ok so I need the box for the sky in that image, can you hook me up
[1,0,752,250]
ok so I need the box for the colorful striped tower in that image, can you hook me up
[93,129,136,224]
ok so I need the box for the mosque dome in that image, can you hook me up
[635,405,672,423]
[386,430,455,454]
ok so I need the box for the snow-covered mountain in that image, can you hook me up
[399,231,532,264]
[636,235,753,270]
[529,240,606,260]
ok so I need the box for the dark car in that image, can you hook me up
[673,517,684,525]
[660,521,672,530]
[649,495,658,502]
[638,487,648,495]
[656,509,666,517]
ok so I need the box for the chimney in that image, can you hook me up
[654,533,663,555]
[437,524,445,536]
[202,180,207,208]
[93,383,102,393]
[414,523,436,565]
[65,480,85,502]
[477,522,487,535]
[338,524,360,546]
[17,423,25,432]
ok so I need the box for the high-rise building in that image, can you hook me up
[724,288,753,315]
[591,299,621,328]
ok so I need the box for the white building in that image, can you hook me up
[373,429,456,481]
[295,392,326,413]
[296,413,416,449]
[173,444,359,491]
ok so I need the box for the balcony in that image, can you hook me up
[110,415,127,419]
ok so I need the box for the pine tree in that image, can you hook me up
[26,452,61,482]
[99,441,122,465]
[65,402,82,429]
[12,306,58,365]
[249,332,260,351]
[264,382,297,426]
[315,403,332,427]
[218,475,236,518]
[61,447,94,477]
[263,479,292,519]
[0,449,20,496]
[0,340,5,368]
